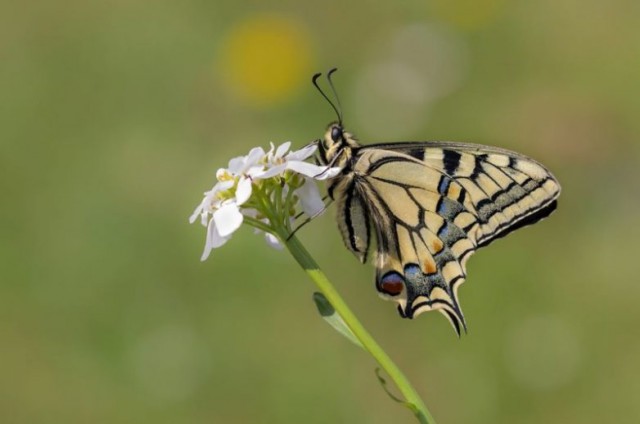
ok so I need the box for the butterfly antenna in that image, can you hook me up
[312,71,342,124]
[326,68,343,124]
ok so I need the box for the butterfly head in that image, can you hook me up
[317,121,360,166]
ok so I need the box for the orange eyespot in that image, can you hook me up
[378,272,404,296]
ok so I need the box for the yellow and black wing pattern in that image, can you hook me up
[334,142,560,335]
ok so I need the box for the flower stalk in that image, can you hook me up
[281,232,435,424]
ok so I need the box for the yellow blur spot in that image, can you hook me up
[431,0,508,30]
[220,14,313,106]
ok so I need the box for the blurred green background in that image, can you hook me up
[2,0,639,423]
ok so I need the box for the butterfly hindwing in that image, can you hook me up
[334,142,560,334]
[333,176,371,264]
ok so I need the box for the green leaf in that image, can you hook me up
[312,292,363,349]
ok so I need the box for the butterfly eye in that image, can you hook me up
[330,126,343,142]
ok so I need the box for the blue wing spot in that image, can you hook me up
[438,176,451,195]
[438,222,449,239]
[437,199,449,216]
[404,264,422,280]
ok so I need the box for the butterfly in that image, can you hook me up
[312,69,561,335]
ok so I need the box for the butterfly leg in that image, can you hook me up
[293,195,331,220]
[287,197,334,240]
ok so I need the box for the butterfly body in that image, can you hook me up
[318,122,561,335]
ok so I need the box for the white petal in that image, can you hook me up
[226,158,245,174]
[201,220,215,261]
[213,203,243,237]
[210,225,229,248]
[245,147,266,168]
[264,232,284,250]
[199,211,209,226]
[275,141,291,159]
[189,204,204,224]
[257,163,287,179]
[189,187,218,224]
[315,166,343,180]
[203,181,221,198]
[218,179,235,190]
[286,144,317,161]
[296,178,325,217]
[246,165,265,178]
[235,176,252,205]
[201,219,228,261]
[286,161,340,179]
[263,142,274,163]
[227,147,265,175]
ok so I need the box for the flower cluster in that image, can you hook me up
[190,141,341,260]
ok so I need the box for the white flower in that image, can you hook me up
[258,141,341,180]
[190,141,342,261]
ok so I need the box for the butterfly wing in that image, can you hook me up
[334,142,560,334]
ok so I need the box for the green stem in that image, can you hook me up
[283,234,436,424]
[243,216,274,234]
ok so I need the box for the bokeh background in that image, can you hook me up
[2,0,639,423]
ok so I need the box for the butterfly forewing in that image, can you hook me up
[334,141,560,334]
